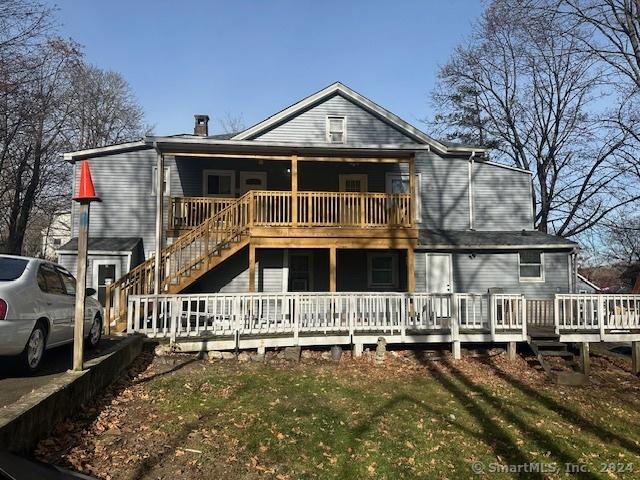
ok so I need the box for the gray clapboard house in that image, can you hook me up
[59,81,578,312]
[58,81,637,373]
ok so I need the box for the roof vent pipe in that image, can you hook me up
[194,114,209,136]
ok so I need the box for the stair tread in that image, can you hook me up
[539,350,574,357]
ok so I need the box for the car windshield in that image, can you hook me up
[0,257,29,281]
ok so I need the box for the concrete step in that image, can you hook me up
[551,371,588,386]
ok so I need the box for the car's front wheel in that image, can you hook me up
[20,322,46,373]
[86,315,102,349]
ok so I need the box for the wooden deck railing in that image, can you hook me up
[169,196,235,230]
[169,191,413,230]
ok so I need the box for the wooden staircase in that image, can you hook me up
[528,328,587,385]
[105,192,253,332]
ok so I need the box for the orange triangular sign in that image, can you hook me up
[72,160,101,203]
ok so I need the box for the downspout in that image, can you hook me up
[570,248,578,294]
[468,151,476,230]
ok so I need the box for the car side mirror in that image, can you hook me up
[85,287,97,297]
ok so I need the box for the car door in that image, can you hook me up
[36,264,72,345]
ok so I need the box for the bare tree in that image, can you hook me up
[218,112,245,135]
[65,63,149,149]
[430,0,640,237]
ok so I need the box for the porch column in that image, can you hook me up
[408,155,416,226]
[291,155,298,226]
[249,245,256,292]
[154,152,164,296]
[329,247,337,292]
[406,248,415,293]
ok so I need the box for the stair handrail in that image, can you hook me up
[105,191,255,329]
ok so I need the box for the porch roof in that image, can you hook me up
[417,229,578,251]
[58,237,142,254]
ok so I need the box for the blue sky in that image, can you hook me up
[49,1,483,135]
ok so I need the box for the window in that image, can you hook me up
[57,269,76,296]
[53,238,62,247]
[367,253,398,288]
[386,173,422,222]
[0,257,28,281]
[151,166,170,195]
[326,116,346,143]
[37,264,66,295]
[203,170,235,197]
[519,251,544,281]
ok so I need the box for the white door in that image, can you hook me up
[339,174,367,224]
[426,254,453,293]
[425,254,453,317]
[93,260,121,307]
[339,174,367,193]
[240,171,267,195]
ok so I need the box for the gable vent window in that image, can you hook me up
[326,116,346,143]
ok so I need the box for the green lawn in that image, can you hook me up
[37,350,640,479]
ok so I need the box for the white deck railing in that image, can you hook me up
[127,292,527,343]
[555,294,640,333]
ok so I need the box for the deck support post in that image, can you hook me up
[632,342,640,375]
[329,247,337,292]
[249,245,256,292]
[452,340,461,360]
[257,345,266,355]
[579,342,590,375]
[507,341,517,361]
[353,342,363,358]
[291,155,298,226]
[153,153,164,329]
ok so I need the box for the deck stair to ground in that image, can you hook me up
[105,192,253,332]
[528,328,587,385]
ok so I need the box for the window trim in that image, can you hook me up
[518,250,545,283]
[92,259,122,305]
[385,172,422,222]
[151,166,171,196]
[367,252,399,289]
[202,169,235,198]
[326,115,347,144]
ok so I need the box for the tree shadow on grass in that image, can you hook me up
[414,353,601,480]
[481,355,640,456]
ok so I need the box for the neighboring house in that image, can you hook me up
[41,212,71,260]
[576,274,602,294]
[59,82,580,332]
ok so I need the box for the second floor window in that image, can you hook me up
[327,116,346,143]
[152,167,170,195]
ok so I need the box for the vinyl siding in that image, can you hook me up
[472,161,533,230]
[253,93,417,144]
[414,251,570,298]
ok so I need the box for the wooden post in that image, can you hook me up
[153,153,164,295]
[291,155,298,226]
[249,245,256,292]
[408,156,416,226]
[104,282,112,335]
[406,248,415,293]
[580,342,590,375]
[73,203,90,371]
[329,247,337,292]
[507,341,517,361]
[632,341,640,375]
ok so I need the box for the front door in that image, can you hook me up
[289,253,313,292]
[425,253,453,317]
[339,174,367,224]
[93,261,121,307]
[240,171,267,195]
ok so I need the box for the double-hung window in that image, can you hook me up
[326,116,346,143]
[203,170,235,197]
[151,167,170,195]
[367,253,399,289]
[519,251,544,282]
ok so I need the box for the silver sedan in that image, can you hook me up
[0,255,103,372]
